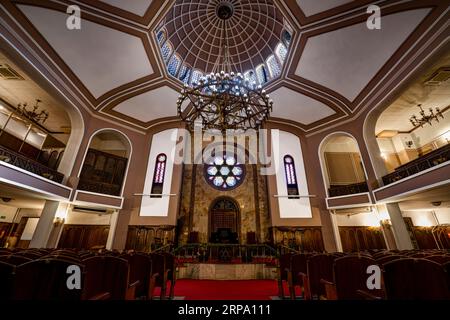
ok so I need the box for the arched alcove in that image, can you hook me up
[319,132,369,197]
[78,129,132,196]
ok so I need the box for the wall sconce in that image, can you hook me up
[443,130,450,143]
[53,216,65,225]
[405,140,413,148]
[380,152,387,160]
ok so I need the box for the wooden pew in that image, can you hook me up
[277,253,292,298]
[287,253,311,299]
[82,256,139,300]
[321,255,377,300]
[11,258,85,300]
[300,253,336,300]
[382,258,450,299]
[121,252,153,299]
[149,252,175,300]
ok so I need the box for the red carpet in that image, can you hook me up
[172,279,279,300]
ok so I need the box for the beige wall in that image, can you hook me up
[324,152,365,185]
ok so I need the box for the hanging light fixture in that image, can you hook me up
[409,104,444,128]
[16,99,49,124]
[176,2,273,133]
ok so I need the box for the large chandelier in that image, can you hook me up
[176,2,273,133]
[409,104,444,128]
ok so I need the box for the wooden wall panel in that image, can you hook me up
[58,224,109,250]
[339,227,386,252]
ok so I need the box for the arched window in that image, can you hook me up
[156,29,166,45]
[275,43,288,64]
[190,70,203,85]
[256,64,268,85]
[244,70,257,85]
[151,153,167,198]
[167,54,181,76]
[178,64,191,84]
[161,41,173,62]
[267,55,281,78]
[284,155,299,198]
[282,30,292,47]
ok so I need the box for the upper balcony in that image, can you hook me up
[381,144,449,186]
[374,144,450,202]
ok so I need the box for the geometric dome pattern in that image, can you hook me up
[156,0,292,86]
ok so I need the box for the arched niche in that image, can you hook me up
[78,128,132,197]
[319,132,369,197]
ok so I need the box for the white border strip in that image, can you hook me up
[374,178,450,203]
[0,163,72,200]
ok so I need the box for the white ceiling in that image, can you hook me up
[18,4,153,99]
[113,86,180,122]
[0,52,70,133]
[376,51,450,133]
[296,0,352,17]
[0,182,46,209]
[270,86,335,124]
[100,0,153,16]
[296,9,430,101]
[398,185,450,211]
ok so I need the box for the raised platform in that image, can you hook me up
[177,263,278,280]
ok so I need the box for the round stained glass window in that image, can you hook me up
[205,155,245,190]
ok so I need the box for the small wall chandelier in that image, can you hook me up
[176,2,273,133]
[17,99,49,124]
[409,104,444,128]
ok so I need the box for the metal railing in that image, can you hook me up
[382,144,450,186]
[77,180,122,196]
[0,144,64,183]
[328,181,369,197]
[173,243,279,264]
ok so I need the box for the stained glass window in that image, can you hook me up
[267,55,281,78]
[178,64,191,84]
[157,29,166,45]
[284,155,299,198]
[275,43,288,64]
[256,65,268,85]
[282,30,292,47]
[161,41,173,62]
[205,155,245,190]
[151,153,167,198]
[244,70,257,85]
[168,54,181,76]
[190,70,203,85]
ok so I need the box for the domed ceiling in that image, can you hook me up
[157,0,289,74]
[0,0,448,134]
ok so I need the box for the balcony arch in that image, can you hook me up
[319,132,369,197]
[77,128,132,197]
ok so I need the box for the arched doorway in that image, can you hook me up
[208,197,240,244]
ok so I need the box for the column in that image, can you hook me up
[111,209,131,250]
[29,200,60,248]
[106,210,119,250]
[330,211,343,252]
[386,203,413,250]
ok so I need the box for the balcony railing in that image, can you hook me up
[382,144,450,186]
[328,181,369,197]
[173,243,278,264]
[77,180,122,196]
[0,144,64,183]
